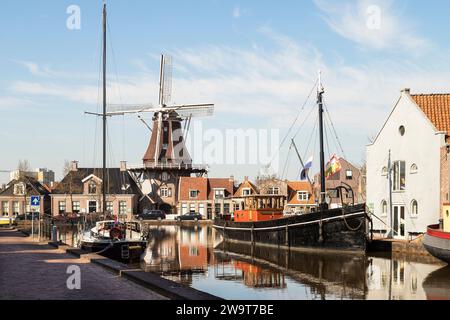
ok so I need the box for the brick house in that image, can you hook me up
[50,161,141,220]
[367,89,450,238]
[177,176,235,219]
[0,175,51,218]
[232,177,259,212]
[286,181,317,214]
[314,158,364,208]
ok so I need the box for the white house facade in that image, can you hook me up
[367,89,450,239]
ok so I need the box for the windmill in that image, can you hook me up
[105,55,214,214]
[108,54,214,168]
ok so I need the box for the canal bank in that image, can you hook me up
[0,228,220,300]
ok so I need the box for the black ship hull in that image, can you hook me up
[81,240,147,263]
[213,204,369,252]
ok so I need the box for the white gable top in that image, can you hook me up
[368,89,446,147]
[81,174,103,183]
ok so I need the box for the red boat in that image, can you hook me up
[423,223,450,264]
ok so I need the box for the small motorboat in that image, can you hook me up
[80,220,147,263]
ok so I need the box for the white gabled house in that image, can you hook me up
[367,88,450,239]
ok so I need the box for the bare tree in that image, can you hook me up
[17,160,31,172]
[63,160,71,177]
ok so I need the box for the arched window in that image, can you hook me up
[88,181,97,194]
[381,167,388,176]
[410,164,418,174]
[411,200,418,217]
[381,200,388,217]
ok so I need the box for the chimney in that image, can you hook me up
[401,88,411,95]
[229,175,235,182]
[120,161,127,172]
[71,161,79,172]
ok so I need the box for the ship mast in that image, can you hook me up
[102,2,107,215]
[317,71,328,211]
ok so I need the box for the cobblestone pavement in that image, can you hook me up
[0,229,167,300]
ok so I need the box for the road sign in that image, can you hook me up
[30,196,40,207]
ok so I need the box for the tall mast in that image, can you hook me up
[102,2,107,214]
[317,71,328,211]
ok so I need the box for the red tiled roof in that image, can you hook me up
[207,178,234,200]
[179,177,208,201]
[411,94,450,138]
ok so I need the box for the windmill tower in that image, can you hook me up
[108,55,214,214]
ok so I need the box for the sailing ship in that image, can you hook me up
[78,3,147,262]
[213,74,371,252]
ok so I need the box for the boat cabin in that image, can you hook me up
[233,195,285,223]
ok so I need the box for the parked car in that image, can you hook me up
[0,217,16,226]
[177,212,203,222]
[15,212,40,222]
[135,210,166,221]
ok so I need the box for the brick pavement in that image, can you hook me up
[0,229,167,300]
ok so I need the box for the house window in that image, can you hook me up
[106,201,113,214]
[72,201,80,214]
[215,189,225,199]
[215,203,221,215]
[190,190,199,199]
[161,172,169,181]
[381,200,388,217]
[411,200,418,217]
[346,170,353,180]
[58,201,66,215]
[2,202,8,216]
[410,164,418,174]
[160,187,169,198]
[224,203,230,214]
[242,188,251,196]
[14,183,25,196]
[13,202,20,216]
[190,203,196,213]
[399,126,406,136]
[297,191,309,201]
[88,201,97,213]
[119,201,127,215]
[393,161,406,191]
[88,182,97,194]
[381,167,388,176]
[268,187,280,195]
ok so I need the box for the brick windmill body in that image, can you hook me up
[109,55,214,215]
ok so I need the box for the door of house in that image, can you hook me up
[199,203,205,218]
[393,205,406,239]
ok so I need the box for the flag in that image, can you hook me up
[300,156,313,181]
[325,154,342,180]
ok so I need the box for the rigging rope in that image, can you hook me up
[323,99,347,160]
[268,79,318,167]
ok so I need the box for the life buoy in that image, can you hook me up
[110,227,122,240]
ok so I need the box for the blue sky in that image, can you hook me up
[1,0,450,183]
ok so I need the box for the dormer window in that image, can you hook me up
[297,191,309,201]
[268,187,279,195]
[88,181,97,194]
[346,170,353,180]
[215,189,225,199]
[13,183,25,196]
[242,188,251,196]
[190,190,199,199]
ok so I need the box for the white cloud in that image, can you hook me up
[314,0,431,52]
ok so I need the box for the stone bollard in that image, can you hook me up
[52,226,58,242]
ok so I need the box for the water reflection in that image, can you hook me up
[140,225,449,300]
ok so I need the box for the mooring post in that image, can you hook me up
[285,223,289,247]
[251,223,254,245]
[52,225,57,242]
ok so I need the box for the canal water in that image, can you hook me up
[139,225,450,300]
